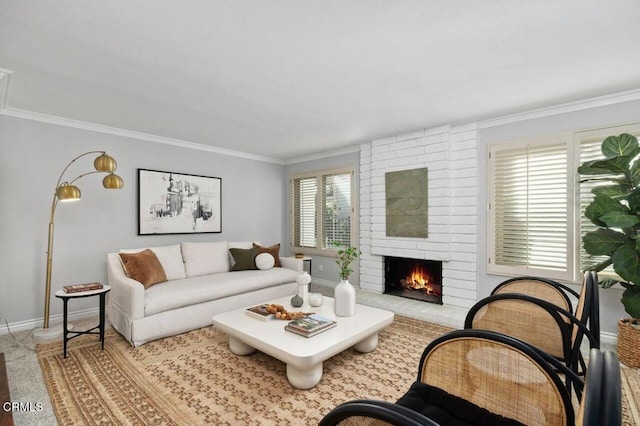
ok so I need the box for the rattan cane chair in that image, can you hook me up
[492,276,577,312]
[464,293,597,399]
[319,329,583,426]
[491,272,600,348]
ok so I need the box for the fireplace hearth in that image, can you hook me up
[384,257,442,304]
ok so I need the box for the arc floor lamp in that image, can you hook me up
[36,151,124,337]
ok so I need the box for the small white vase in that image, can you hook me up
[296,271,311,305]
[334,279,356,317]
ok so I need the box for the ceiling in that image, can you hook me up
[1,1,640,162]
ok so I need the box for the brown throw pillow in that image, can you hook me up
[119,249,168,289]
[253,243,281,267]
[230,247,259,271]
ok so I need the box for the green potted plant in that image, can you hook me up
[333,241,362,281]
[332,241,362,316]
[578,132,640,366]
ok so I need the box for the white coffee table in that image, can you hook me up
[212,296,394,389]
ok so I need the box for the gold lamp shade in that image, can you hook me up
[56,183,81,201]
[93,153,118,172]
[103,173,124,189]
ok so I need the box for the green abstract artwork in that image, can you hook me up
[385,167,428,238]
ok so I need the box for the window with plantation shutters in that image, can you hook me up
[290,167,354,252]
[488,138,573,280]
[488,123,640,282]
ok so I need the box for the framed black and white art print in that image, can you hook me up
[138,169,222,235]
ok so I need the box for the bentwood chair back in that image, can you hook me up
[416,330,581,425]
[491,273,600,349]
[492,276,576,314]
[464,293,597,399]
[319,329,582,426]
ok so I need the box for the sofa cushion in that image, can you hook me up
[253,243,281,267]
[143,267,299,316]
[255,252,275,270]
[120,244,186,280]
[119,249,167,289]
[181,241,229,277]
[230,247,259,271]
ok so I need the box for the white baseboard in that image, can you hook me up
[600,331,617,348]
[0,307,100,336]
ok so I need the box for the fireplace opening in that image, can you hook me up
[384,257,442,304]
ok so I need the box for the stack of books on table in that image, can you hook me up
[245,304,274,321]
[63,282,104,293]
[285,314,337,338]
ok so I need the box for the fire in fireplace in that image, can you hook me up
[384,257,442,304]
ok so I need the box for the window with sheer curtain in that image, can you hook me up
[290,167,354,253]
[488,124,640,282]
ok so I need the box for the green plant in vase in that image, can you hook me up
[332,241,361,317]
[333,241,362,281]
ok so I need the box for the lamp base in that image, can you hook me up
[33,324,72,342]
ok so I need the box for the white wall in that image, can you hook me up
[0,115,287,329]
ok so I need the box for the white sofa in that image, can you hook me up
[107,241,301,347]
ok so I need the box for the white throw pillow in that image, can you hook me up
[120,244,186,280]
[255,252,275,270]
[181,241,229,277]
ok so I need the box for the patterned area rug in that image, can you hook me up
[36,317,639,425]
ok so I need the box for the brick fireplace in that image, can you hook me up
[358,124,480,310]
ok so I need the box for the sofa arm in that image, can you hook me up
[107,253,145,320]
[280,256,303,272]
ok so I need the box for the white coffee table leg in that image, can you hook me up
[286,363,323,389]
[229,336,256,355]
[353,332,378,353]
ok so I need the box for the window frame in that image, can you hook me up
[487,123,640,284]
[289,166,356,257]
[487,134,575,282]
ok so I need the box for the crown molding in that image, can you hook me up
[0,106,285,164]
[478,88,640,129]
[0,68,13,109]
[284,145,360,165]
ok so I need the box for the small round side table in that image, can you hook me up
[55,285,111,358]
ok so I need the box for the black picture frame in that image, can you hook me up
[138,168,222,235]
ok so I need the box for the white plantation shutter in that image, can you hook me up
[290,167,354,252]
[321,172,352,247]
[489,141,571,278]
[291,176,317,248]
[579,138,609,272]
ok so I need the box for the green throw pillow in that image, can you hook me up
[230,247,259,271]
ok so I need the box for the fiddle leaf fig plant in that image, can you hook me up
[578,133,640,319]
[332,241,362,281]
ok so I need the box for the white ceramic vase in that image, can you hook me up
[296,271,311,304]
[334,279,356,317]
